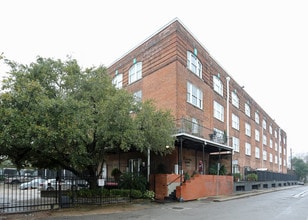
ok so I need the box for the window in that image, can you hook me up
[213,75,223,96]
[213,128,224,144]
[255,147,260,159]
[275,155,278,164]
[187,51,202,78]
[187,82,203,109]
[232,137,240,152]
[245,123,251,137]
[245,103,250,117]
[263,150,267,161]
[270,139,273,148]
[274,130,277,138]
[275,142,278,151]
[245,142,251,156]
[129,62,142,84]
[269,125,272,134]
[269,153,273,163]
[112,73,123,89]
[192,118,199,135]
[232,114,239,130]
[263,134,267,145]
[262,119,267,130]
[133,90,142,102]
[255,112,259,124]
[214,101,224,122]
[255,129,260,141]
[232,91,239,108]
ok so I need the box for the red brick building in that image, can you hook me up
[106,19,287,184]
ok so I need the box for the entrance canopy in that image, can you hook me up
[174,133,233,153]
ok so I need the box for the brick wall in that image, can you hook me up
[176,174,233,201]
[107,19,288,174]
[150,173,233,201]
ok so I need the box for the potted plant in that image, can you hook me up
[233,173,241,182]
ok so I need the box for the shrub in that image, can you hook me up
[246,173,258,181]
[119,172,147,192]
[130,189,143,199]
[209,163,227,175]
[143,190,155,200]
[111,168,122,182]
[233,173,241,182]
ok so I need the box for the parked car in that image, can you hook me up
[5,174,33,184]
[19,178,46,190]
[40,179,73,191]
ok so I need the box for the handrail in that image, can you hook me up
[167,175,182,186]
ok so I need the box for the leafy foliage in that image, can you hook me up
[209,163,227,175]
[246,173,258,181]
[118,172,147,192]
[0,57,176,188]
[292,157,308,182]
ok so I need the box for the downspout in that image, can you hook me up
[203,142,206,174]
[147,148,150,182]
[179,137,183,185]
[278,128,281,172]
[226,76,230,147]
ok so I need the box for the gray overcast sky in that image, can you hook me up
[1,0,307,157]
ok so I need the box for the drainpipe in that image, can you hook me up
[226,76,230,147]
[147,148,150,182]
[203,142,206,174]
[261,125,264,169]
[278,128,281,172]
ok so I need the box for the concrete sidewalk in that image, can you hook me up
[208,185,301,202]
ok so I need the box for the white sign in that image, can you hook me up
[98,179,105,186]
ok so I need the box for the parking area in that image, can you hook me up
[0,182,57,213]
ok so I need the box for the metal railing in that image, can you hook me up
[0,174,128,214]
[175,117,227,145]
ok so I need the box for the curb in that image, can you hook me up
[213,185,301,202]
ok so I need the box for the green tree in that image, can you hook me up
[0,57,175,188]
[292,157,308,182]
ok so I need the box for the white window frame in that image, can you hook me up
[245,103,251,117]
[112,73,123,89]
[192,118,199,134]
[231,92,239,108]
[269,153,273,163]
[232,114,239,130]
[255,112,259,124]
[245,142,251,156]
[255,129,260,141]
[187,51,202,78]
[263,134,267,145]
[270,139,273,148]
[262,119,267,130]
[187,82,203,109]
[129,62,142,84]
[213,75,223,96]
[133,90,142,102]
[245,123,251,137]
[255,147,260,159]
[213,128,224,144]
[232,137,240,152]
[263,150,267,161]
[214,101,224,122]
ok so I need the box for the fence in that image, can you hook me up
[0,174,129,214]
[245,170,298,182]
